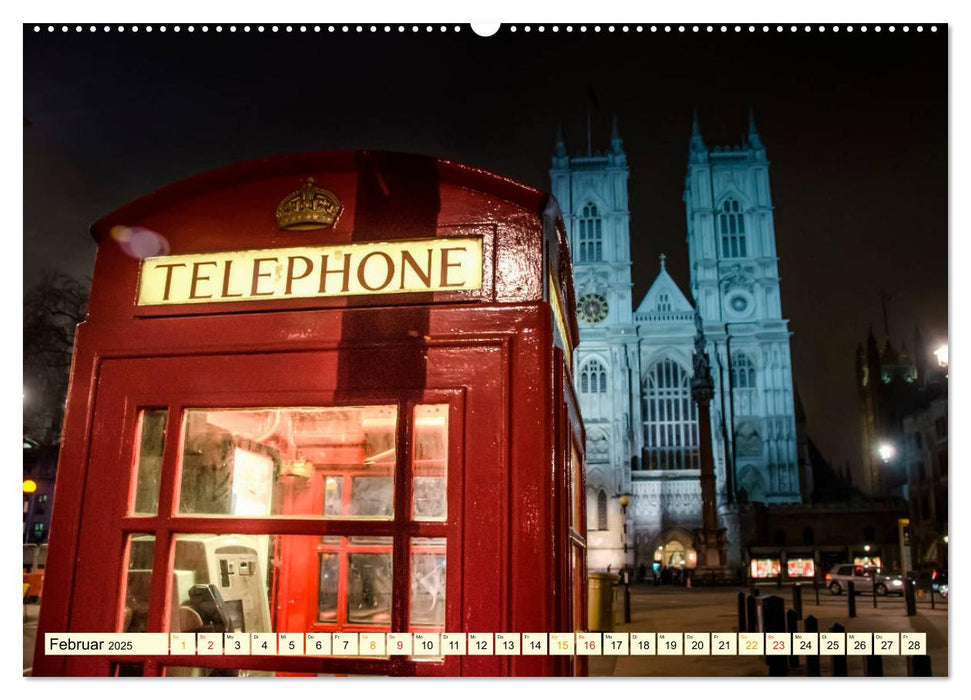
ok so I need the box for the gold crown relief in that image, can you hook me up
[275,177,342,230]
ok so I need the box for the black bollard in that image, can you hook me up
[930,583,936,610]
[786,609,799,668]
[793,583,803,620]
[865,655,884,677]
[872,574,878,608]
[908,655,932,677]
[738,591,747,632]
[847,580,856,618]
[746,594,758,634]
[815,579,820,606]
[805,616,820,677]
[905,578,917,616]
[830,623,848,677]
[762,596,788,676]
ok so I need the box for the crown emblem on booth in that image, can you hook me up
[275,177,342,230]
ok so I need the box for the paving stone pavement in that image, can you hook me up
[588,583,947,677]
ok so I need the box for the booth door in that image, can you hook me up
[65,346,502,677]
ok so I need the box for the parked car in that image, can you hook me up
[825,564,905,596]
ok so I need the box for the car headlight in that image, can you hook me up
[892,580,903,586]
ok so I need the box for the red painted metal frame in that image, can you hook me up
[33,151,583,677]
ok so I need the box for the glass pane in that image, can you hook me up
[571,544,584,631]
[323,476,343,516]
[787,558,816,578]
[318,553,339,623]
[412,404,448,520]
[121,534,155,632]
[131,410,167,514]
[170,533,274,634]
[349,476,394,517]
[410,538,446,629]
[165,667,275,677]
[170,533,396,633]
[571,444,583,529]
[177,405,397,518]
[347,538,393,625]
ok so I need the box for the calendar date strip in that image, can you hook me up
[44,631,927,657]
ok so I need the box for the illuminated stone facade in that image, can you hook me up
[551,113,802,573]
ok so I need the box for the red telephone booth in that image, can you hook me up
[33,151,588,677]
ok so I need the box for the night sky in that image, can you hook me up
[23,24,947,476]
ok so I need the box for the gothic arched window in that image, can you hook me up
[578,202,604,262]
[719,198,747,258]
[641,359,700,470]
[581,359,608,394]
[731,353,756,389]
[597,489,608,530]
[657,292,671,312]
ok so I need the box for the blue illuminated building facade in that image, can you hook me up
[551,112,803,573]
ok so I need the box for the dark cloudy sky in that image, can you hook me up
[23,24,947,473]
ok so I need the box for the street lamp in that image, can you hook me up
[877,442,896,463]
[618,494,631,623]
[618,494,630,553]
[23,479,38,544]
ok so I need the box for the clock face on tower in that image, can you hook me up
[724,289,755,318]
[578,293,609,324]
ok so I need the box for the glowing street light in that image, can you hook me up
[23,479,38,494]
[934,344,948,367]
[877,442,896,463]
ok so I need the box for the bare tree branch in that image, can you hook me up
[24,270,89,445]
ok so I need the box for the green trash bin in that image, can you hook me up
[588,572,620,631]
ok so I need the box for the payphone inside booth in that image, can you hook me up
[34,151,587,677]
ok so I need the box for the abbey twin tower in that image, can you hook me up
[551,112,804,573]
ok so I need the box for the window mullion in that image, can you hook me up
[391,400,414,640]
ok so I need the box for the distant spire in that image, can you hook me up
[748,107,764,149]
[554,121,567,157]
[659,253,667,271]
[855,343,866,385]
[913,323,927,385]
[866,326,881,377]
[690,108,706,154]
[879,290,893,338]
[610,114,623,154]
